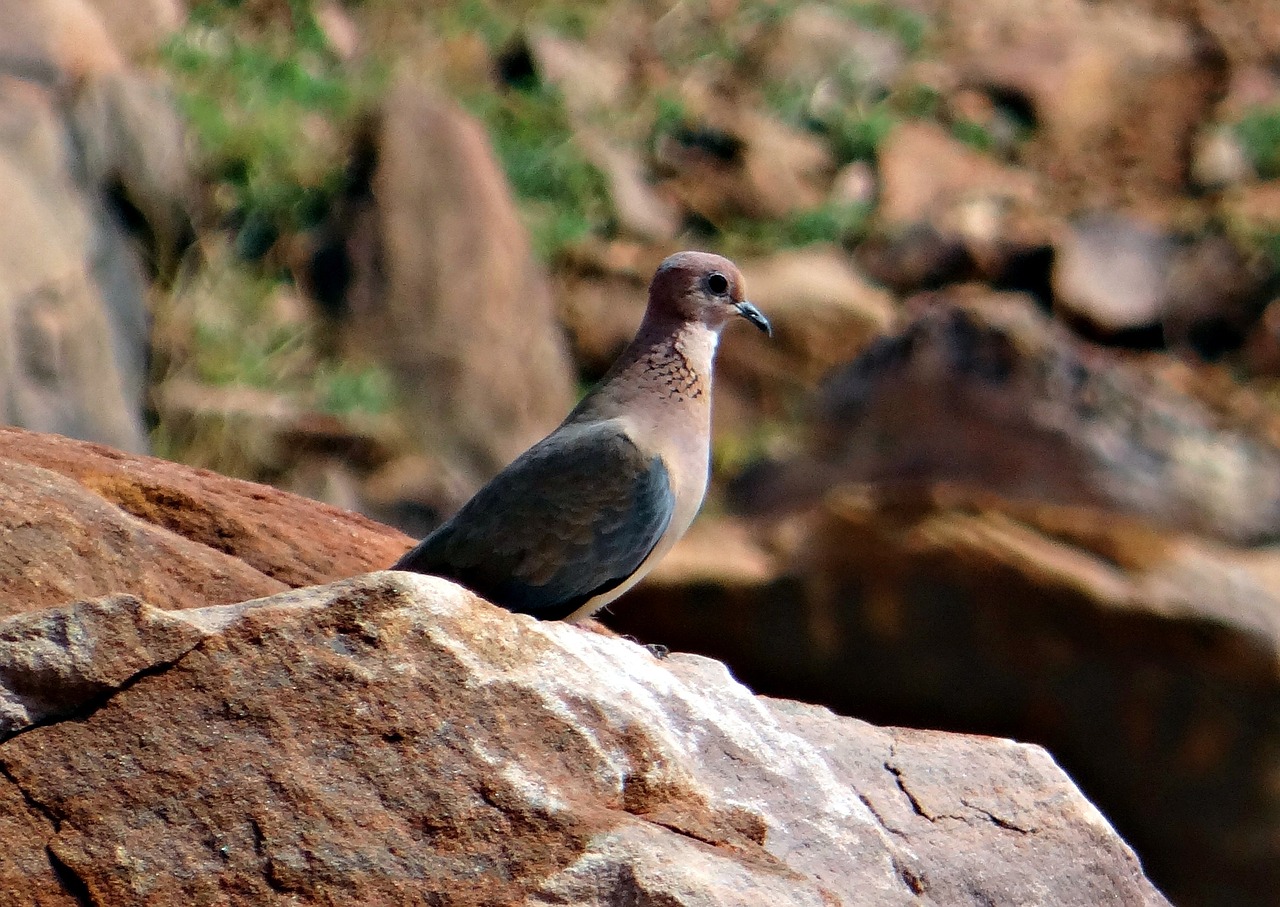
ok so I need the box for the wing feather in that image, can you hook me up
[393,423,675,618]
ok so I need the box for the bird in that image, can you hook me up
[391,251,771,621]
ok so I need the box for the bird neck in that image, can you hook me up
[617,315,718,404]
[568,315,719,424]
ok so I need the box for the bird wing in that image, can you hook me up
[393,422,676,619]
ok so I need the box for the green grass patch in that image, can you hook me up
[315,362,396,416]
[435,0,518,47]
[837,1,929,54]
[720,200,873,257]
[163,0,384,253]
[826,101,899,164]
[1236,107,1280,180]
[950,119,996,153]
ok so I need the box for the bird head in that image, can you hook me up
[649,251,772,337]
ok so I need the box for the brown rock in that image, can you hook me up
[1213,63,1280,122]
[344,78,576,487]
[0,595,205,737]
[611,490,1280,907]
[0,78,149,453]
[0,426,410,618]
[523,28,628,117]
[81,0,183,60]
[938,0,1222,211]
[877,122,1039,231]
[737,108,835,217]
[0,457,284,620]
[313,2,360,62]
[1178,0,1280,70]
[0,0,124,83]
[856,223,977,293]
[0,4,191,448]
[868,121,1046,290]
[0,571,1170,905]
[1163,233,1274,354]
[70,71,192,272]
[1243,297,1280,376]
[0,776,76,905]
[656,85,834,222]
[1052,211,1175,333]
[804,295,1280,543]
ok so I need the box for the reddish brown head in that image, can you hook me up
[647,251,771,336]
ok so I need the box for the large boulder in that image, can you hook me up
[0,570,1169,906]
[0,79,149,454]
[616,493,1280,907]
[339,78,577,492]
[0,0,191,454]
[0,426,410,619]
[804,295,1280,544]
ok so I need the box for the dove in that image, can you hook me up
[392,251,770,620]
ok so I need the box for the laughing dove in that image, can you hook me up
[392,251,770,620]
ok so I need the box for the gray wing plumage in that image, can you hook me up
[392,423,675,619]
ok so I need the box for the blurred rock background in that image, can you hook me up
[5,0,1280,903]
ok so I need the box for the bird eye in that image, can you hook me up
[706,272,729,295]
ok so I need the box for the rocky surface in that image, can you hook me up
[0,570,1169,906]
[8,0,1280,904]
[868,121,1045,292]
[804,296,1280,544]
[612,301,1280,907]
[937,0,1223,213]
[0,0,191,455]
[0,426,409,618]
[619,493,1280,907]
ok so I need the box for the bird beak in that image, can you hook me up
[735,301,772,336]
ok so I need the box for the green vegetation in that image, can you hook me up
[1224,107,1280,262]
[950,119,996,154]
[838,1,929,54]
[315,361,396,416]
[721,201,873,257]
[825,101,900,164]
[752,0,934,164]
[163,1,384,254]
[156,1,393,473]
[157,246,312,390]
[435,0,516,47]
[1235,106,1280,180]
[779,200,873,246]
[462,84,612,260]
